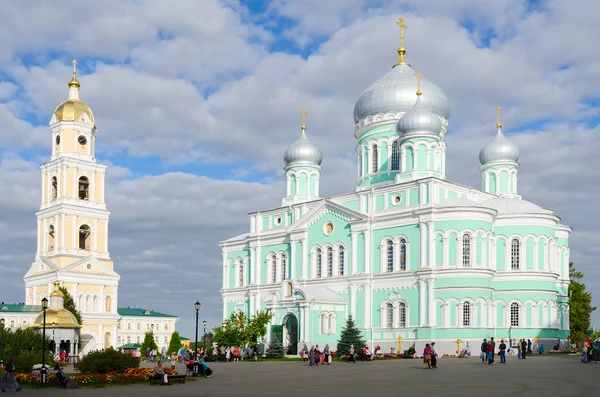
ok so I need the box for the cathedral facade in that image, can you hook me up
[0,62,178,354]
[220,19,571,355]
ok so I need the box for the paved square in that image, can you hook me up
[39,355,595,396]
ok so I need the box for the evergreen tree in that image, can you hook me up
[140,331,158,354]
[569,262,596,343]
[336,315,366,356]
[59,286,83,325]
[167,331,182,355]
[266,336,285,358]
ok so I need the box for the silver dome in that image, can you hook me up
[353,64,450,125]
[284,130,323,167]
[479,128,520,165]
[396,95,443,138]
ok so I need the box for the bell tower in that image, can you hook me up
[24,60,120,353]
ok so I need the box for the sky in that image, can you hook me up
[0,0,599,339]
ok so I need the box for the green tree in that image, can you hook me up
[336,315,366,356]
[78,348,139,374]
[167,331,182,355]
[59,286,83,325]
[213,310,272,348]
[265,336,284,358]
[140,331,158,355]
[569,262,596,344]
[1,327,55,372]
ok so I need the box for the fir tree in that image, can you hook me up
[167,331,182,355]
[266,336,285,358]
[140,331,158,354]
[59,286,83,325]
[336,315,366,356]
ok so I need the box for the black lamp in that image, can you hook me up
[0,318,5,368]
[202,320,207,351]
[41,297,49,384]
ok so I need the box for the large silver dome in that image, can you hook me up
[284,130,323,167]
[353,64,450,127]
[479,128,520,165]
[396,95,442,138]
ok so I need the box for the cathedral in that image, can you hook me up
[0,61,177,354]
[220,18,572,355]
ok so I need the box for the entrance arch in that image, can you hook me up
[282,313,298,355]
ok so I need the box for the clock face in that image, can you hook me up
[78,135,87,146]
[55,135,61,146]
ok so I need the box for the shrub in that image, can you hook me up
[265,337,285,358]
[13,351,55,373]
[78,348,139,374]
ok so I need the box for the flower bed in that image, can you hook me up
[15,367,178,386]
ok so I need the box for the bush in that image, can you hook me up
[78,348,139,374]
[266,337,285,358]
[13,351,55,373]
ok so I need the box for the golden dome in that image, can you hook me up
[54,99,94,123]
[33,308,80,329]
[50,289,64,298]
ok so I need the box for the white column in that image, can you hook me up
[113,287,118,314]
[351,232,358,274]
[380,242,387,274]
[419,280,426,326]
[36,220,41,254]
[301,239,307,279]
[93,218,99,252]
[428,221,435,268]
[405,242,411,271]
[427,279,435,326]
[91,172,96,202]
[442,237,449,267]
[60,214,66,251]
[250,293,256,315]
[482,236,487,268]
[350,285,356,319]
[364,283,372,329]
[222,252,227,288]
[256,246,262,284]
[419,183,426,205]
[100,172,106,203]
[393,240,399,272]
[42,218,47,254]
[62,166,67,198]
[532,304,539,328]
[249,247,256,284]
[533,242,539,272]
[442,303,449,328]
[40,173,45,203]
[481,302,487,328]
[471,303,478,327]
[401,148,406,172]
[72,215,78,249]
[425,148,431,171]
[222,299,227,321]
[364,230,372,273]
[290,240,296,279]
[419,223,427,268]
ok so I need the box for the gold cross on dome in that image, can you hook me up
[71,59,78,76]
[414,69,423,95]
[496,105,502,128]
[396,17,407,46]
[300,108,308,131]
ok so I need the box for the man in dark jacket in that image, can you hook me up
[481,339,488,362]
[521,339,527,359]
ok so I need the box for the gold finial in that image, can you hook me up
[300,108,308,131]
[54,279,60,288]
[394,17,410,67]
[496,105,502,128]
[414,69,423,96]
[68,59,80,88]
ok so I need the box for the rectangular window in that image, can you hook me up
[399,304,407,328]
[463,303,471,326]
[137,322,140,330]
[127,322,131,330]
[511,239,520,270]
[164,324,168,331]
[462,234,471,267]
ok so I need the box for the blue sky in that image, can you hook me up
[1,0,599,339]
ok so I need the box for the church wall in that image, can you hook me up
[355,289,364,327]
[408,188,419,204]
[294,241,303,279]
[448,232,457,265]
[435,278,491,289]
[380,142,389,172]
[60,128,76,153]
[496,239,506,270]
[526,237,534,269]
[371,224,418,272]
[340,199,359,212]
[557,237,568,247]
[260,243,290,284]
[434,220,492,232]
[435,235,443,266]
[493,225,555,238]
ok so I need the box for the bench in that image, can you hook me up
[149,374,186,385]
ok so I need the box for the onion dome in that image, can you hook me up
[52,59,95,124]
[479,106,519,164]
[283,109,323,167]
[396,71,442,138]
[33,280,80,329]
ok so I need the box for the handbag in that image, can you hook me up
[425,354,431,362]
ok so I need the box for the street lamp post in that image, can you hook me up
[203,320,207,351]
[0,318,5,368]
[52,322,56,357]
[193,301,201,377]
[41,297,49,384]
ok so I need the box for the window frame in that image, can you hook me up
[372,144,378,173]
[386,303,393,328]
[510,302,520,326]
[511,239,520,270]
[399,302,407,328]
[338,246,345,276]
[462,233,471,267]
[316,248,322,278]
[462,302,471,327]
[391,141,400,171]
[386,240,394,272]
[327,247,333,277]
[399,239,407,271]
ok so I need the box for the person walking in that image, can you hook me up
[212,347,218,363]
[423,344,432,369]
[347,345,356,363]
[309,346,315,366]
[521,339,527,359]
[430,342,438,368]
[0,356,22,392]
[499,339,507,363]
[323,344,331,365]
[487,337,495,364]
[527,339,532,355]
[480,339,488,363]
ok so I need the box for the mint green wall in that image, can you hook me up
[380,142,389,172]
[493,226,555,237]
[436,278,492,289]
[341,199,359,212]
[499,170,508,192]
[388,191,407,207]
[496,303,505,327]
[307,213,351,248]
[436,302,442,326]
[310,174,317,195]
[448,190,458,199]
[417,144,427,169]
[406,147,414,171]
[429,149,434,170]
[538,241,545,270]
[477,303,482,327]
[496,239,506,271]
[435,220,492,232]
[449,302,457,327]
[355,290,364,327]
[557,237,568,247]
[290,174,297,194]
[295,241,303,279]
[260,243,290,284]
[357,233,365,273]
[228,263,235,288]
[439,187,446,201]
[435,235,443,267]
[357,125,395,144]
[372,224,419,271]
[262,217,269,230]
[448,232,457,266]
[227,249,248,262]
[299,173,307,194]
[526,237,534,270]
[409,188,419,205]
[424,183,429,204]
[476,234,482,265]
[489,173,497,193]
[375,195,385,210]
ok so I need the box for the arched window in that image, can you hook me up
[511,302,520,326]
[316,248,322,278]
[386,240,394,272]
[239,263,244,286]
[338,246,345,276]
[358,154,362,178]
[78,176,89,200]
[511,239,520,270]
[48,225,55,250]
[399,302,407,327]
[372,144,378,173]
[328,313,336,334]
[281,254,287,281]
[51,176,58,200]
[399,239,407,271]
[463,302,471,326]
[391,141,400,170]
[462,233,471,267]
[78,225,91,250]
[386,303,393,328]
[327,247,333,277]
[320,313,328,334]
[271,256,277,283]
[105,296,112,313]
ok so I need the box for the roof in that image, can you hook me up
[482,198,551,214]
[180,337,190,341]
[117,307,178,318]
[117,343,141,349]
[300,285,347,304]
[0,303,42,313]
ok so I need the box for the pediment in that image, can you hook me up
[287,199,366,233]
[61,257,119,277]
[24,257,59,278]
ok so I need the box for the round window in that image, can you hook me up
[55,135,60,145]
[323,222,334,236]
[78,135,87,146]
[392,195,401,205]
[86,264,92,270]
[274,216,282,226]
